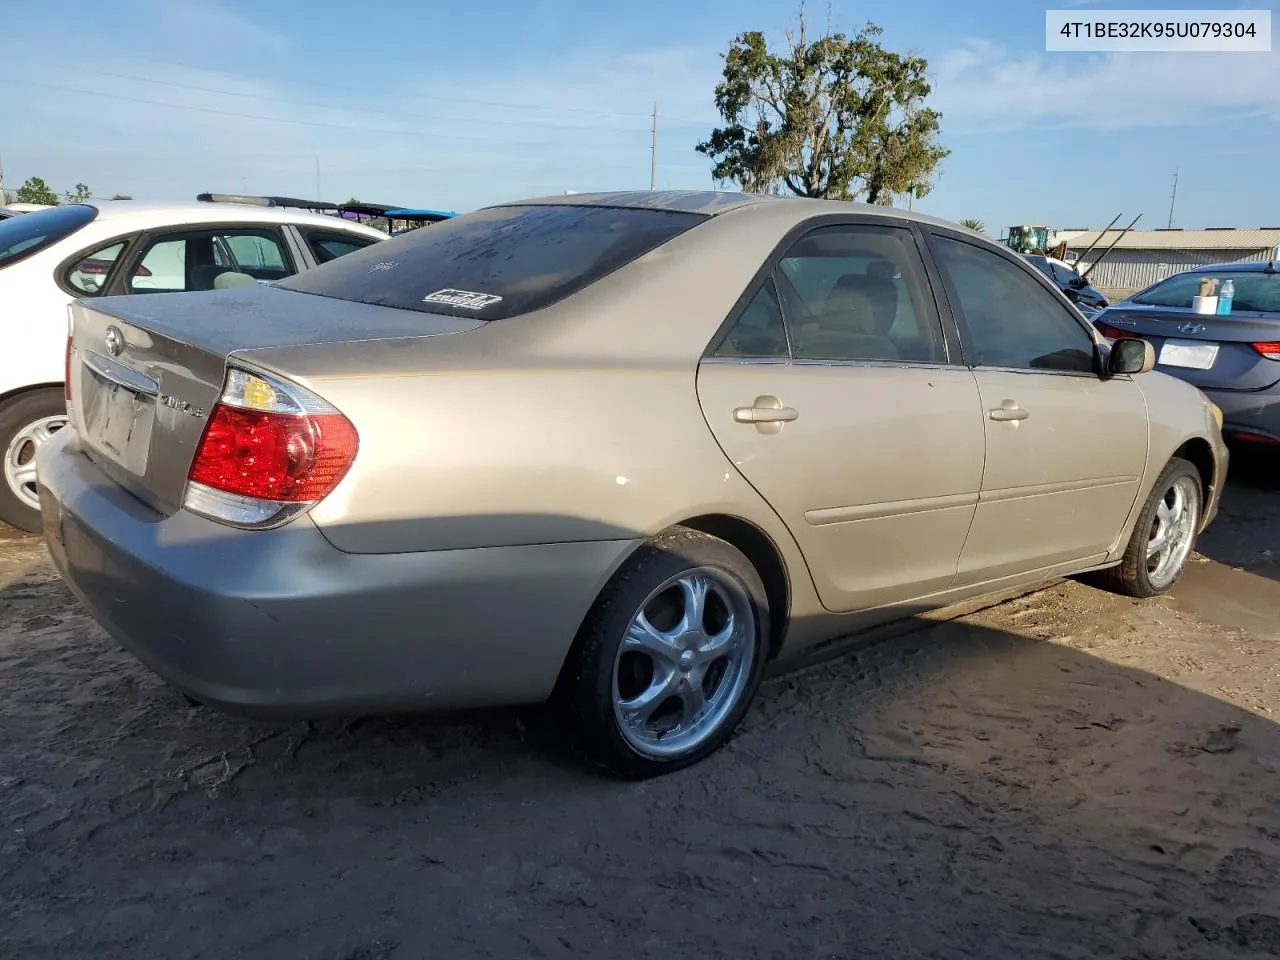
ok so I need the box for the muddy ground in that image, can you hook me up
[1,453,1277,960]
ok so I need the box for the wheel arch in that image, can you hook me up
[1170,436,1215,501]
[0,381,63,409]
[665,513,792,662]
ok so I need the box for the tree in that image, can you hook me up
[15,177,58,205]
[696,8,949,204]
[110,194,134,201]
[64,183,92,204]
[959,218,985,233]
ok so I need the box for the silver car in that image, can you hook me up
[37,191,1228,778]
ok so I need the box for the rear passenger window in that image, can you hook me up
[715,278,789,358]
[774,225,946,363]
[304,231,378,264]
[67,241,127,295]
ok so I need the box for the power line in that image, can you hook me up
[3,78,653,148]
[73,53,668,121]
[65,68,654,134]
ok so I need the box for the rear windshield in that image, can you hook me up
[0,204,97,269]
[274,204,706,320]
[1133,271,1280,313]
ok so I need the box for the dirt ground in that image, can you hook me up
[1,452,1277,960]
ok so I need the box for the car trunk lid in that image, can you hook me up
[1094,305,1280,391]
[66,285,485,515]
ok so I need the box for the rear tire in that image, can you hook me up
[558,527,770,779]
[0,389,69,533]
[1102,457,1202,598]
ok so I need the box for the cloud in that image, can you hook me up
[930,40,1280,133]
[131,0,289,53]
[2,42,723,208]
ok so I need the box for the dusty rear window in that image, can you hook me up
[274,204,706,320]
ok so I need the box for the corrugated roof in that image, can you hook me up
[1066,228,1280,251]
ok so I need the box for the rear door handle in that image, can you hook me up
[734,406,799,424]
[733,395,798,434]
[989,400,1029,422]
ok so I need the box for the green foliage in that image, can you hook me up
[959,218,985,233]
[15,176,58,205]
[64,183,92,204]
[696,8,949,203]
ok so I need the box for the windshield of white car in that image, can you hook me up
[0,204,98,270]
[1132,271,1280,314]
[274,204,707,320]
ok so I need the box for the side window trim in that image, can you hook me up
[55,232,141,298]
[921,228,1101,378]
[703,214,961,367]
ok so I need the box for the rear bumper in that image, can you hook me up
[1203,383,1280,446]
[36,430,637,717]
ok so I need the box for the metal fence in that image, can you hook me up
[1075,246,1278,293]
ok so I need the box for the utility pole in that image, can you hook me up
[1167,168,1179,228]
[649,102,657,191]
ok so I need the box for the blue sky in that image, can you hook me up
[2,0,1276,232]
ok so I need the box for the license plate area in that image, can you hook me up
[1158,338,1219,370]
[82,365,155,476]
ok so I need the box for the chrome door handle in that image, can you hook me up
[989,400,1029,422]
[733,395,798,434]
[734,406,799,424]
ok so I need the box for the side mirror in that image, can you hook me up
[1069,276,1087,289]
[1108,337,1155,375]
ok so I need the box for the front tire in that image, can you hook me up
[559,527,770,779]
[0,389,70,533]
[1103,457,1202,598]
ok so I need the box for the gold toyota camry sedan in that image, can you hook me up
[36,191,1227,778]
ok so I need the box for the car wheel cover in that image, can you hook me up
[1146,475,1199,590]
[4,414,68,511]
[611,566,756,760]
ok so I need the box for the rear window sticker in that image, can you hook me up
[422,289,504,310]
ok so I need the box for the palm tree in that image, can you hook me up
[959,218,985,233]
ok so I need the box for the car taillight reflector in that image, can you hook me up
[1250,341,1280,361]
[183,367,358,529]
[1094,320,1138,341]
[1231,430,1280,446]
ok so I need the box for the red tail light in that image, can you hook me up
[134,264,152,277]
[1094,320,1138,341]
[1251,341,1280,361]
[184,368,358,529]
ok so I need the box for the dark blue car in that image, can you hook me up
[1092,260,1280,450]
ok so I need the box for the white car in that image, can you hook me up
[0,198,386,532]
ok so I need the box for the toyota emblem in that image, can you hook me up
[104,325,124,357]
[1177,321,1205,336]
